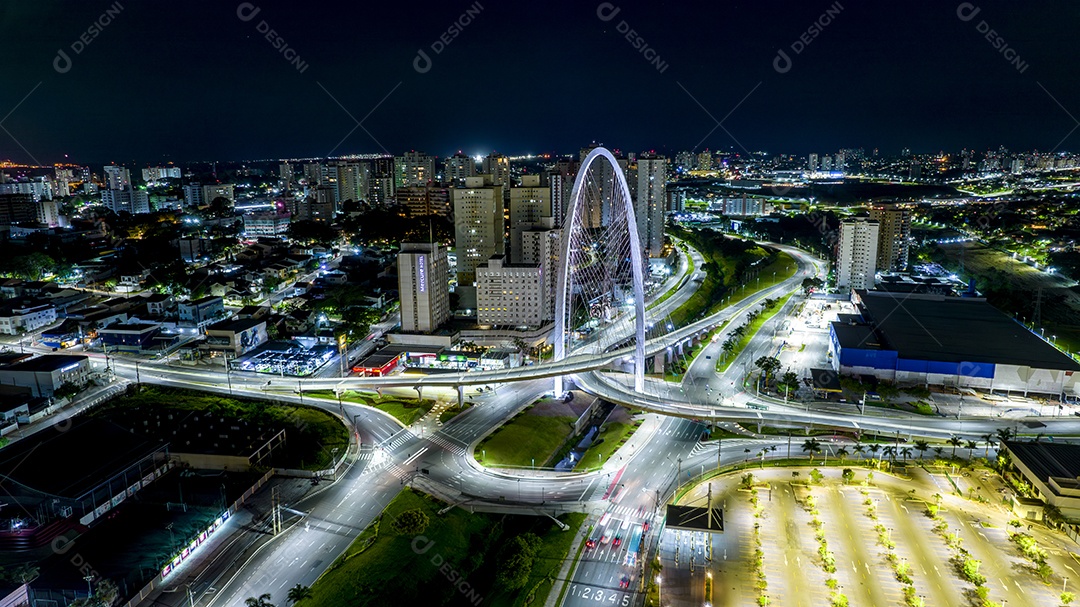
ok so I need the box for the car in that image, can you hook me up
[586,538,597,549]
[642,522,649,532]
[613,535,622,547]
[619,575,630,589]
[600,533,610,545]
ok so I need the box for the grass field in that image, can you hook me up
[572,419,641,471]
[306,389,435,426]
[647,240,695,311]
[476,411,576,468]
[299,488,586,607]
[716,292,794,373]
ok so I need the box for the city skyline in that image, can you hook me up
[1,1,1078,163]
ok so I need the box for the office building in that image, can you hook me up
[395,151,436,188]
[475,256,544,328]
[398,242,450,333]
[868,203,912,272]
[509,175,552,262]
[836,218,879,291]
[453,175,505,285]
[202,183,235,204]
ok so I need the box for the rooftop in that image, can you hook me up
[1005,440,1080,484]
[855,291,1080,370]
[4,354,88,372]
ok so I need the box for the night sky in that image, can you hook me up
[1,0,1077,164]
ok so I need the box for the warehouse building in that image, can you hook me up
[829,290,1080,397]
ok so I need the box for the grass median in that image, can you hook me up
[716,292,794,373]
[305,389,435,425]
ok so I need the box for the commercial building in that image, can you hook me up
[868,203,912,271]
[829,290,1080,397]
[98,322,172,353]
[204,318,268,356]
[101,187,151,214]
[1003,441,1080,521]
[243,211,291,237]
[453,175,505,285]
[633,154,667,258]
[509,175,553,262]
[398,242,450,333]
[0,302,57,335]
[476,256,544,328]
[142,166,181,182]
[178,296,225,328]
[202,183,236,204]
[0,354,91,397]
[836,218,879,290]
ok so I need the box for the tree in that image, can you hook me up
[802,438,821,463]
[900,446,913,461]
[741,472,755,490]
[996,427,1014,445]
[1062,591,1076,605]
[914,440,930,458]
[868,444,881,463]
[390,508,430,535]
[754,356,782,383]
[841,468,855,484]
[981,433,995,457]
[882,445,896,462]
[779,370,800,402]
[948,435,963,459]
[836,447,849,462]
[245,594,275,607]
[809,468,824,485]
[932,446,944,459]
[9,252,57,281]
[286,585,312,605]
[853,444,865,461]
[964,440,978,459]
[496,533,542,590]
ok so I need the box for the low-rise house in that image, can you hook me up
[0,302,57,335]
[178,296,225,328]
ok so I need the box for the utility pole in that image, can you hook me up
[717,437,722,470]
[223,350,232,395]
[271,486,282,535]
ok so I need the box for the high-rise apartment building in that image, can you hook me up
[836,218,879,291]
[808,153,819,171]
[453,175,505,285]
[520,221,561,322]
[142,167,181,183]
[279,162,294,188]
[398,242,450,333]
[0,194,39,224]
[104,165,131,190]
[482,153,510,193]
[332,161,368,204]
[396,186,451,218]
[102,188,151,215]
[633,154,667,257]
[395,151,436,188]
[444,152,475,186]
[508,175,552,262]
[202,184,235,204]
[868,203,912,272]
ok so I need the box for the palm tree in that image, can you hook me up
[914,440,930,459]
[868,443,882,463]
[948,435,963,458]
[744,448,751,461]
[995,427,1014,445]
[900,446,913,461]
[981,433,995,457]
[853,444,865,461]
[802,438,822,463]
[245,594,275,607]
[287,585,312,605]
[964,440,978,459]
[883,445,897,462]
[933,446,944,459]
[836,447,849,462]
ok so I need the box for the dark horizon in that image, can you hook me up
[1,0,1078,166]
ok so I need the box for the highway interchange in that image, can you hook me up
[20,234,1080,607]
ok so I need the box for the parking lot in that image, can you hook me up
[663,466,1078,606]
